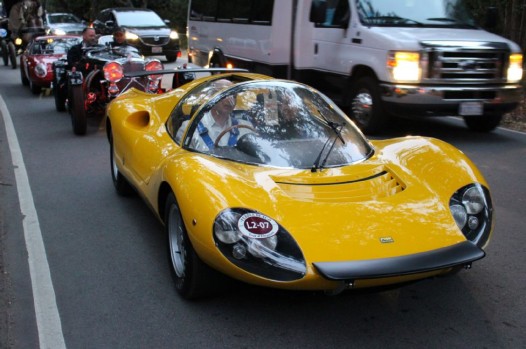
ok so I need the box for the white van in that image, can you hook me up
[187,0,523,133]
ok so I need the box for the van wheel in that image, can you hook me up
[348,76,388,134]
[463,114,502,132]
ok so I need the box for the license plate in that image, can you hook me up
[152,46,162,53]
[459,102,483,116]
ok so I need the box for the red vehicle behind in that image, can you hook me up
[19,35,80,94]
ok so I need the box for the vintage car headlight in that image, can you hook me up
[169,31,179,40]
[214,209,306,281]
[34,63,47,78]
[388,51,421,82]
[125,32,139,41]
[449,183,493,247]
[103,62,124,83]
[507,53,523,82]
[145,59,164,92]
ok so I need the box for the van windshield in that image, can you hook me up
[357,0,476,28]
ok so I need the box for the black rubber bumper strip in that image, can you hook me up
[313,241,485,280]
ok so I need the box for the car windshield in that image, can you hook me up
[357,0,476,28]
[115,11,166,27]
[32,37,81,54]
[171,80,373,169]
[47,13,81,24]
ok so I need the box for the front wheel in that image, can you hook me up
[54,82,67,112]
[20,66,29,86]
[463,114,502,132]
[348,76,389,134]
[8,41,17,69]
[69,84,87,135]
[1,40,8,66]
[165,193,221,299]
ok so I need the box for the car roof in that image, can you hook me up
[106,7,155,13]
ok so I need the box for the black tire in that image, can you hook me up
[29,80,41,94]
[109,128,134,196]
[165,53,177,63]
[20,67,29,86]
[54,83,67,111]
[463,114,502,132]
[348,76,389,134]
[69,84,87,135]
[8,41,17,69]
[165,193,221,300]
[1,40,9,66]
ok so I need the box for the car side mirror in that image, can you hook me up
[105,20,115,28]
[164,19,171,25]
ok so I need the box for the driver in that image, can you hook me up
[178,79,254,151]
[110,26,127,47]
[66,27,97,69]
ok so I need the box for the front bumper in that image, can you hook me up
[313,241,484,281]
[381,83,522,117]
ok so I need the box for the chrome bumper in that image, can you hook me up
[380,83,522,116]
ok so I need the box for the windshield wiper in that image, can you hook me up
[426,18,477,28]
[311,120,345,173]
[366,16,423,26]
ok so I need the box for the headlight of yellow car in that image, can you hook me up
[214,208,306,281]
[388,51,421,82]
[507,53,523,82]
[449,183,493,248]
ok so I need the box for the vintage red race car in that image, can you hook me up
[19,35,80,94]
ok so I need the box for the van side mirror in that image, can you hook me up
[309,0,327,23]
[484,7,497,29]
[105,20,115,28]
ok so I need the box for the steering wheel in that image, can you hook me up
[214,124,257,148]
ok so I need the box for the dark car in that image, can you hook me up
[44,12,85,35]
[93,7,180,62]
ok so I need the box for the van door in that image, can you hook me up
[308,0,352,98]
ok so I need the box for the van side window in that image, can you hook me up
[312,0,350,28]
[189,0,274,25]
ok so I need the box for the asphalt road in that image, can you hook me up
[0,57,525,349]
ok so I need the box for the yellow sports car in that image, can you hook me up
[107,69,493,299]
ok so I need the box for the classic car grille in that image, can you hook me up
[274,168,405,202]
[422,42,509,83]
[140,36,170,46]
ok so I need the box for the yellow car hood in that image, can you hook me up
[172,137,486,265]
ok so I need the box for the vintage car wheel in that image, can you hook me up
[463,114,503,132]
[54,84,67,112]
[7,41,17,69]
[165,193,222,299]
[69,84,87,135]
[20,68,29,86]
[2,40,10,66]
[109,130,134,196]
[348,76,389,134]
[29,80,41,95]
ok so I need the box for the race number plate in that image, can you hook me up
[459,102,483,116]
[152,46,163,53]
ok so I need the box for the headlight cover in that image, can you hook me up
[507,53,523,82]
[35,63,48,78]
[449,183,493,247]
[387,51,421,82]
[214,209,306,281]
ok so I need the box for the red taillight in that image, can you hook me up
[103,62,124,83]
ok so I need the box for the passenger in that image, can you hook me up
[66,27,97,69]
[110,26,127,47]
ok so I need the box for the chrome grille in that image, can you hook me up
[140,36,170,46]
[421,41,510,83]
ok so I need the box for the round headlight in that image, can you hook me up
[103,62,124,83]
[125,32,139,41]
[170,31,179,40]
[450,204,467,229]
[35,63,47,78]
[247,235,278,259]
[54,28,66,36]
[462,186,485,214]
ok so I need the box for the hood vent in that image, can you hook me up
[274,168,405,202]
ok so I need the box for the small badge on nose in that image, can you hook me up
[380,237,394,244]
